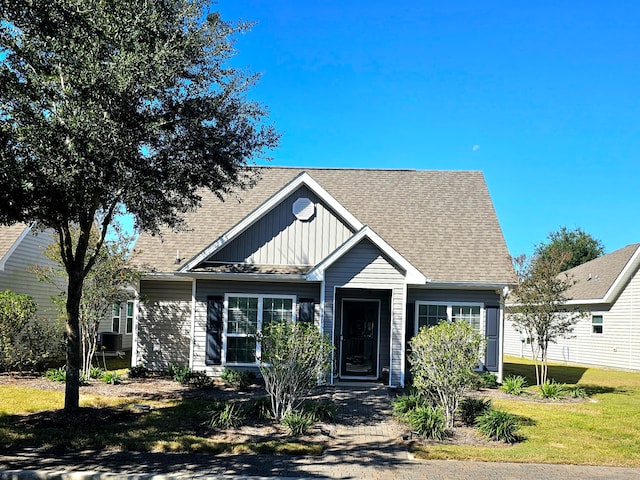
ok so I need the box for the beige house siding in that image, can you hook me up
[135,280,192,370]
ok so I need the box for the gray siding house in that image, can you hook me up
[0,223,61,320]
[504,243,640,371]
[132,167,515,386]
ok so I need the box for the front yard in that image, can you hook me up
[1,356,640,466]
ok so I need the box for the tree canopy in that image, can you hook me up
[0,0,278,411]
[534,227,605,272]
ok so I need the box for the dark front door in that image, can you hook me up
[340,299,380,378]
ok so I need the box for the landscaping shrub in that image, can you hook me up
[407,405,449,440]
[208,401,246,429]
[476,409,520,443]
[301,399,337,423]
[166,362,192,384]
[570,386,588,398]
[220,368,255,389]
[45,366,67,382]
[392,392,430,419]
[501,375,528,395]
[458,397,492,426]
[128,364,149,378]
[90,366,105,379]
[246,396,273,420]
[102,371,122,385]
[189,371,213,389]
[281,411,315,436]
[477,371,499,389]
[538,379,566,399]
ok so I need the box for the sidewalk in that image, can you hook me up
[1,386,639,479]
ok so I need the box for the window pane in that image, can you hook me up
[452,305,481,330]
[592,315,603,334]
[112,318,120,332]
[112,304,120,317]
[418,304,447,329]
[228,297,258,334]
[263,297,293,326]
[127,301,134,317]
[226,337,256,363]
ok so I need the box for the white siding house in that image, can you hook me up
[504,244,640,371]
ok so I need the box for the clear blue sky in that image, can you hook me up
[214,0,640,257]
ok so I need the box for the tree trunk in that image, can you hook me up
[64,272,84,412]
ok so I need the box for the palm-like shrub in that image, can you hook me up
[501,375,528,395]
[476,409,520,443]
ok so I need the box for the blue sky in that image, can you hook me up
[212,0,640,256]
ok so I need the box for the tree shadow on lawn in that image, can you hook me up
[504,361,588,385]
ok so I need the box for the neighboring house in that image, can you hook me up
[132,167,515,386]
[0,223,62,320]
[504,244,640,371]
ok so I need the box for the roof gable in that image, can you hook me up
[0,223,30,271]
[134,167,514,284]
[564,243,640,304]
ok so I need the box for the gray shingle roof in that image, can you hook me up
[0,223,28,260]
[564,243,640,301]
[133,167,514,284]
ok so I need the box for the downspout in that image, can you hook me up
[398,284,409,388]
[498,286,509,383]
[130,279,140,368]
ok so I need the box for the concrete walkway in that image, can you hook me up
[1,385,639,479]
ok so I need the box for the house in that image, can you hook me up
[131,167,515,386]
[0,223,61,319]
[504,243,640,371]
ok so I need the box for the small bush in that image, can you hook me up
[128,364,148,378]
[45,366,66,382]
[407,405,449,440]
[301,399,337,423]
[90,366,105,379]
[392,393,430,419]
[220,368,255,389]
[281,411,315,436]
[476,409,520,443]
[189,371,213,389]
[103,371,122,385]
[208,401,246,429]
[477,371,499,389]
[246,396,273,420]
[570,386,588,398]
[166,362,192,384]
[501,375,528,395]
[538,379,566,399]
[458,397,492,426]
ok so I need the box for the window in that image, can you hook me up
[415,302,484,333]
[126,301,134,334]
[111,303,121,332]
[224,295,295,365]
[417,304,448,329]
[452,305,481,330]
[592,315,603,334]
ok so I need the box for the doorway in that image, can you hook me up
[340,299,380,379]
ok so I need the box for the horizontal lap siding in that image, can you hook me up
[136,280,193,371]
[211,187,354,266]
[504,267,640,370]
[192,280,320,373]
[0,230,62,320]
[324,239,406,386]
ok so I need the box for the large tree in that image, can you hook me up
[508,253,584,386]
[0,0,278,412]
[534,227,605,272]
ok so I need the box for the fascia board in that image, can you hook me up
[306,226,427,284]
[180,172,364,272]
[601,245,640,304]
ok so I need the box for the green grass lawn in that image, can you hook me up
[412,355,640,466]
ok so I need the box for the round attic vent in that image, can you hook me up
[292,197,315,221]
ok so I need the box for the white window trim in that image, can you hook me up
[414,301,485,336]
[125,300,135,335]
[591,313,604,335]
[222,293,297,366]
[112,303,122,333]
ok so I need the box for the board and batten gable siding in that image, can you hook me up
[136,280,193,371]
[209,186,355,266]
[505,265,640,370]
[323,238,406,386]
[192,280,321,373]
[0,229,61,320]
